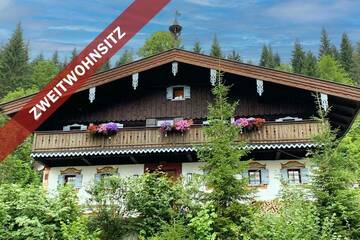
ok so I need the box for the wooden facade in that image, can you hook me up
[32,121,322,153]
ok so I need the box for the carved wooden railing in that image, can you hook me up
[32,121,323,152]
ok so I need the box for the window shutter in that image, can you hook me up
[280,169,288,181]
[166,87,173,99]
[261,169,270,184]
[57,175,65,187]
[75,174,83,189]
[300,168,309,183]
[94,173,102,183]
[184,86,191,99]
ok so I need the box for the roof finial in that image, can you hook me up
[169,10,182,40]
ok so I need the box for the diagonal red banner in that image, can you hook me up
[0,0,170,161]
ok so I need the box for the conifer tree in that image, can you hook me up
[273,52,281,67]
[52,50,61,68]
[71,48,77,61]
[98,61,111,72]
[340,33,353,73]
[291,40,306,74]
[193,41,202,54]
[210,34,222,58]
[115,49,133,67]
[0,23,31,97]
[351,42,360,85]
[330,44,340,61]
[259,45,269,67]
[197,71,253,238]
[62,57,68,69]
[227,50,241,62]
[319,28,331,58]
[303,51,317,77]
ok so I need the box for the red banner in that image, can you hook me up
[0,0,170,161]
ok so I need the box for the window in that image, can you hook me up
[287,169,301,184]
[64,175,77,186]
[166,85,190,100]
[248,170,261,185]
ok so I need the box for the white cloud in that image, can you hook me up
[184,0,247,8]
[0,0,10,11]
[48,25,102,33]
[265,0,357,23]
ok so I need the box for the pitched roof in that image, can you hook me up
[1,48,360,115]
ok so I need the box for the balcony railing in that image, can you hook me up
[32,121,323,153]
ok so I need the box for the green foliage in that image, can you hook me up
[291,40,306,74]
[0,23,31,98]
[259,44,278,68]
[148,221,194,240]
[319,28,332,58]
[71,48,78,60]
[275,63,292,73]
[139,32,181,57]
[61,216,100,240]
[0,86,38,104]
[351,42,360,85]
[115,49,134,67]
[197,74,253,238]
[227,50,241,62]
[187,202,217,240]
[251,187,321,240]
[31,60,59,88]
[193,41,203,54]
[340,33,353,73]
[273,52,281,67]
[309,112,360,239]
[52,50,61,68]
[316,55,354,85]
[303,51,318,77]
[0,137,40,186]
[97,61,111,72]
[210,35,222,58]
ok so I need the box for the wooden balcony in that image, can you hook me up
[32,121,323,153]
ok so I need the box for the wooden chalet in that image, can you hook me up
[1,49,359,201]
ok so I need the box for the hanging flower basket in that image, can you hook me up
[233,117,266,133]
[88,122,120,136]
[160,119,192,136]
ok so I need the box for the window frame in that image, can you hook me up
[248,169,262,186]
[287,168,302,184]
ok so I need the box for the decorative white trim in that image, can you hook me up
[210,69,217,86]
[256,79,264,96]
[172,62,178,76]
[320,93,328,111]
[89,87,96,103]
[132,73,139,90]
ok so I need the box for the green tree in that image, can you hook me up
[0,86,38,103]
[32,60,59,88]
[193,41,203,54]
[62,57,68,69]
[309,109,360,239]
[319,28,332,58]
[210,34,222,58]
[97,61,111,72]
[52,50,61,68]
[291,40,306,74]
[316,55,354,85]
[32,53,45,66]
[303,51,318,77]
[351,42,360,85]
[273,52,281,67]
[197,72,253,239]
[71,48,77,61]
[139,32,181,58]
[340,33,353,73]
[227,50,241,62]
[115,49,133,67]
[259,44,275,68]
[275,64,292,73]
[0,23,31,98]
[331,44,340,61]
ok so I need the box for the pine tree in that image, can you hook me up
[319,28,331,58]
[193,41,202,54]
[210,34,222,58]
[273,52,281,67]
[291,40,306,74]
[71,48,77,61]
[98,61,111,72]
[351,42,360,85]
[227,50,241,62]
[52,50,61,68]
[115,49,133,67]
[259,45,269,67]
[330,44,340,61]
[340,33,353,73]
[0,23,31,98]
[303,51,317,77]
[62,57,68,69]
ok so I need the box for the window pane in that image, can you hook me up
[287,169,301,184]
[173,87,184,99]
[248,170,261,185]
[64,175,76,186]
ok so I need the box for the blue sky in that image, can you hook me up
[1,0,360,64]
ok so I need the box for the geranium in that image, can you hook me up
[234,118,249,127]
[88,123,97,133]
[233,117,266,132]
[174,119,192,133]
[106,122,119,135]
[88,122,120,136]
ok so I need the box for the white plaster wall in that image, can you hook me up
[47,164,144,204]
[47,160,309,203]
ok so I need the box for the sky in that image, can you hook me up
[1,0,360,64]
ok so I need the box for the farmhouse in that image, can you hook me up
[1,48,359,203]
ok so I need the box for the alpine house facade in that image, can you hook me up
[1,49,359,203]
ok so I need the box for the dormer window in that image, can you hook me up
[166,85,190,101]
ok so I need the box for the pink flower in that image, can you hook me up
[234,118,249,127]
[174,119,191,133]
